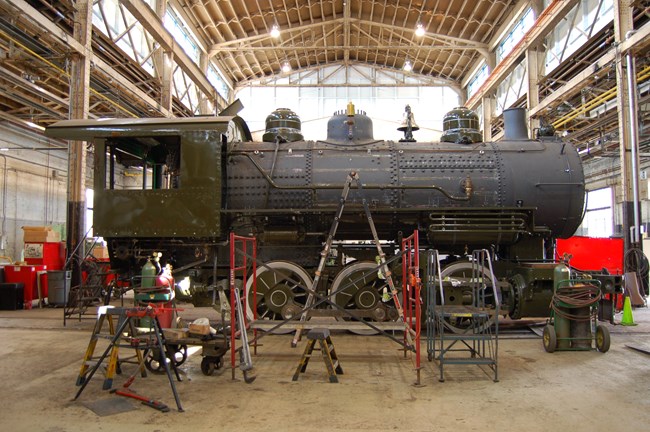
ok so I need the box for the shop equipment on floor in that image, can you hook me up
[543,278,610,353]
[74,305,184,411]
[240,172,422,385]
[427,249,499,382]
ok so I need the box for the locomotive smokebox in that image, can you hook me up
[503,107,529,140]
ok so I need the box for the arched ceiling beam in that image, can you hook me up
[119,0,223,108]
[209,18,489,58]
[234,60,462,94]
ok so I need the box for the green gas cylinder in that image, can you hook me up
[553,261,571,349]
[138,259,158,327]
[141,259,157,289]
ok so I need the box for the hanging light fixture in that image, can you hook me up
[281,61,292,73]
[403,60,413,72]
[415,23,426,37]
[270,24,281,38]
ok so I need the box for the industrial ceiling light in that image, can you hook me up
[403,60,413,72]
[415,23,426,37]
[270,24,281,38]
[281,61,292,73]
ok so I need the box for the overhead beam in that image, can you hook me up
[358,19,489,50]
[213,44,487,52]
[487,0,532,51]
[344,0,351,63]
[209,18,347,52]
[119,0,220,108]
[168,0,234,91]
[209,18,488,52]
[0,110,45,131]
[529,21,650,118]
[8,0,172,117]
[234,61,458,90]
[466,0,581,110]
[0,65,69,108]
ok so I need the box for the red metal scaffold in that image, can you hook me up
[402,230,422,385]
[231,173,423,385]
[229,232,257,383]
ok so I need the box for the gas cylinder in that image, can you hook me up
[553,259,571,349]
[141,258,157,289]
[157,264,175,299]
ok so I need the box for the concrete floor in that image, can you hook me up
[1,303,649,432]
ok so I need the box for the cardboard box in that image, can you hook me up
[163,328,189,341]
[188,323,211,336]
[22,226,61,243]
[91,246,110,259]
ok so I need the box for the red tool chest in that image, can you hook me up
[4,265,48,309]
[24,242,65,270]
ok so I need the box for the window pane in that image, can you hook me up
[577,187,613,237]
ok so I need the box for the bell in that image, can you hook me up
[397,105,419,142]
[397,106,420,132]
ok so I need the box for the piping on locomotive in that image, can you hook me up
[45,103,622,329]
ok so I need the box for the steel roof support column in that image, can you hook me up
[67,0,92,295]
[481,96,494,142]
[614,0,640,251]
[526,47,544,137]
[199,53,212,114]
[154,0,173,116]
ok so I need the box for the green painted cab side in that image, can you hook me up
[93,128,225,239]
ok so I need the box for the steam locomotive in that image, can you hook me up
[45,104,620,330]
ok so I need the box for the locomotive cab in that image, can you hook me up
[46,116,250,273]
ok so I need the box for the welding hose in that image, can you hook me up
[551,284,602,322]
[625,248,649,296]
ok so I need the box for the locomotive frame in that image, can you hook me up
[45,107,622,329]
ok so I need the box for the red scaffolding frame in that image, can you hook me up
[230,216,422,384]
[229,232,257,376]
[402,230,422,385]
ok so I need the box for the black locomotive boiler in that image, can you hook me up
[45,104,620,328]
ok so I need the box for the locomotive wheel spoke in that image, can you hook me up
[439,261,498,334]
[331,261,396,335]
[245,261,313,334]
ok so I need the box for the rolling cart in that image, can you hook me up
[543,278,610,353]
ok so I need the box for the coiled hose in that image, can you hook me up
[624,248,649,296]
[551,283,602,321]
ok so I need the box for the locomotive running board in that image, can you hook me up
[291,171,414,349]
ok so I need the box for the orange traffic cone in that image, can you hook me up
[621,296,637,326]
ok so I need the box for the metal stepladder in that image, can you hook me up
[287,171,419,375]
[427,249,499,382]
[292,328,343,383]
[74,305,184,411]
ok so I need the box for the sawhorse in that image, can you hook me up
[76,306,146,389]
[293,328,343,383]
[74,305,184,412]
